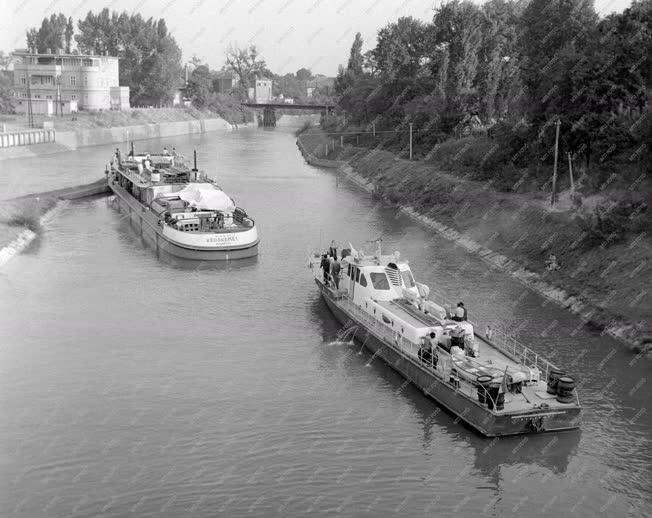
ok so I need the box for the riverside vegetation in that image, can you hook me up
[302,0,651,351]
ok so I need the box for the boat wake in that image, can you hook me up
[324,340,355,347]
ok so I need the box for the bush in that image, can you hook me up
[578,196,648,247]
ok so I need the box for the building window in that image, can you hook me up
[71,94,77,100]
[46,95,52,99]
[70,76,76,86]
[21,76,26,85]
[34,95,41,99]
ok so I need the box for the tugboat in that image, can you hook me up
[107,145,258,260]
[310,242,581,437]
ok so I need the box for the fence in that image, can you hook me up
[0,129,55,148]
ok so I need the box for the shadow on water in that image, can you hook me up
[308,296,580,484]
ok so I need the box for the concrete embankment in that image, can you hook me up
[296,134,650,354]
[0,118,233,161]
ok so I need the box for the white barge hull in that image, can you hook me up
[109,181,259,261]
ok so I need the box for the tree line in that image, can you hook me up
[333,0,650,180]
[185,45,334,108]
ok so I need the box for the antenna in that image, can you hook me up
[192,150,198,172]
[130,141,134,157]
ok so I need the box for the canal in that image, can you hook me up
[0,121,650,517]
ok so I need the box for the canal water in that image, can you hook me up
[0,121,650,517]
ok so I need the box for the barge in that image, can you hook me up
[107,148,258,260]
[310,243,581,437]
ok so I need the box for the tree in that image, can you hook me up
[25,13,69,52]
[0,72,14,114]
[558,0,651,169]
[429,1,485,114]
[476,0,522,120]
[519,0,597,123]
[362,50,377,75]
[0,52,14,113]
[347,32,364,76]
[296,67,312,81]
[373,17,429,80]
[65,17,74,52]
[186,65,213,107]
[225,44,269,90]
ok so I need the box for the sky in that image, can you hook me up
[1,0,634,76]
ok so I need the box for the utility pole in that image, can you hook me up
[372,122,376,138]
[567,152,574,194]
[26,69,34,128]
[551,118,561,207]
[409,123,413,160]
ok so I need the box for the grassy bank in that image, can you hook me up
[299,127,651,351]
[0,195,58,252]
[1,100,253,132]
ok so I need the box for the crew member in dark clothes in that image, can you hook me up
[331,256,341,289]
[328,240,338,260]
[320,254,330,282]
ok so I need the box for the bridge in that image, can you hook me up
[242,102,335,127]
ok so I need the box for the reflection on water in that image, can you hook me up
[0,122,650,517]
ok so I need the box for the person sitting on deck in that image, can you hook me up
[144,154,152,171]
[163,147,170,155]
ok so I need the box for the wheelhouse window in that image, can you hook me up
[355,269,360,283]
[401,269,415,288]
[370,272,390,290]
[360,274,368,287]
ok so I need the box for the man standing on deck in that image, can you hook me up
[320,254,330,283]
[329,240,338,260]
[331,256,341,289]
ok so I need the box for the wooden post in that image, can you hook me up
[551,118,561,207]
[372,122,376,137]
[409,123,413,161]
[568,152,574,193]
[340,135,343,148]
[356,134,359,146]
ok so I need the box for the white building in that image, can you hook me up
[254,77,272,103]
[12,49,130,112]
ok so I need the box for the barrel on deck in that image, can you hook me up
[556,376,576,403]
[547,368,564,394]
[486,382,505,411]
[476,375,493,405]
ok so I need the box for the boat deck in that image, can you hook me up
[326,286,578,415]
